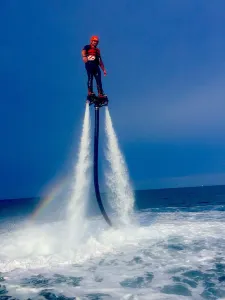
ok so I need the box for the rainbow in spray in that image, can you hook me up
[30,175,69,221]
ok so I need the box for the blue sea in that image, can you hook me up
[0,185,225,299]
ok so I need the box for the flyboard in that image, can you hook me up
[87,94,112,227]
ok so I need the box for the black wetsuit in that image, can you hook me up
[83,44,103,94]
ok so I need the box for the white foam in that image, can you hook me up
[0,209,224,299]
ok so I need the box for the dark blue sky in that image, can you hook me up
[1,0,225,198]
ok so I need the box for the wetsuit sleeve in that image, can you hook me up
[82,45,89,54]
[81,45,89,63]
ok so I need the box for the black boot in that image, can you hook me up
[98,89,107,98]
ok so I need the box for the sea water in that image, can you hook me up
[0,185,225,299]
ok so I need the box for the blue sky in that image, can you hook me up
[1,0,225,198]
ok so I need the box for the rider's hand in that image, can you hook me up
[103,69,107,76]
[83,57,88,63]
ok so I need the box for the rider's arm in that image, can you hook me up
[99,55,107,75]
[81,48,88,63]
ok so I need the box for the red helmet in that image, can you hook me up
[90,35,99,43]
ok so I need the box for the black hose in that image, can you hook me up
[94,106,112,227]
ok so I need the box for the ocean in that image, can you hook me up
[0,184,225,300]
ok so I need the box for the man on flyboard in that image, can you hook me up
[81,35,108,100]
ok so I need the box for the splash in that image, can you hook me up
[66,104,92,244]
[104,108,135,225]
